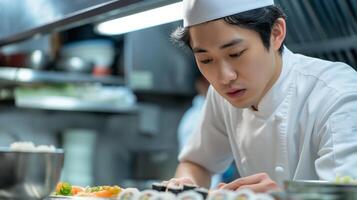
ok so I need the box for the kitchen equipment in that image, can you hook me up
[54,57,94,73]
[0,148,64,199]
[280,180,357,200]
[60,39,115,76]
[0,50,50,70]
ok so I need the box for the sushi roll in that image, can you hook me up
[193,187,209,199]
[154,192,176,200]
[207,189,233,200]
[167,185,183,195]
[253,194,274,200]
[177,190,204,200]
[231,189,255,200]
[138,190,159,200]
[117,188,140,200]
[183,184,197,191]
[152,182,167,192]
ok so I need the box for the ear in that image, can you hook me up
[270,18,286,52]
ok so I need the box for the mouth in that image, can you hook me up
[226,89,247,98]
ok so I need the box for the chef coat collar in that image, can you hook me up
[250,47,294,118]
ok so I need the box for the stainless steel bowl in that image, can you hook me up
[0,148,64,199]
[55,57,93,73]
[283,180,357,200]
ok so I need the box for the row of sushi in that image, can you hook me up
[118,188,274,200]
[116,182,275,200]
[52,181,275,200]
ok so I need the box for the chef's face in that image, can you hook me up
[189,19,285,109]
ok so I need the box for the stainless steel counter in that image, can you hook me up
[15,96,138,113]
[0,67,125,86]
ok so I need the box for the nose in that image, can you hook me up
[218,61,238,85]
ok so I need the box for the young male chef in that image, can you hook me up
[167,0,357,193]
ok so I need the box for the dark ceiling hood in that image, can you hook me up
[0,0,356,68]
[275,0,357,68]
[0,0,179,47]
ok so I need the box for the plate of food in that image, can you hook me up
[49,182,122,200]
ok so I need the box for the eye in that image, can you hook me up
[229,50,246,58]
[229,53,239,57]
[200,59,213,64]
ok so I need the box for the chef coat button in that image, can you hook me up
[275,166,284,173]
[275,166,285,187]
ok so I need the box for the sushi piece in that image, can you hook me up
[207,190,233,200]
[155,192,176,200]
[253,194,274,200]
[167,185,183,195]
[152,182,167,192]
[85,185,122,198]
[117,188,140,200]
[193,187,209,199]
[177,190,204,200]
[138,189,159,200]
[183,184,197,191]
[54,182,121,198]
[231,189,255,200]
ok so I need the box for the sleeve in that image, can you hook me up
[315,94,357,181]
[178,86,234,174]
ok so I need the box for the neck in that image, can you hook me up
[253,52,283,110]
[251,105,258,111]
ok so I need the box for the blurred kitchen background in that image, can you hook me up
[0,0,356,188]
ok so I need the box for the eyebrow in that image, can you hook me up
[193,38,243,53]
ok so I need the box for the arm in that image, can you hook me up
[169,87,233,188]
[315,95,357,180]
[173,162,280,192]
[174,161,212,188]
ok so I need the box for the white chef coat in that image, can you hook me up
[178,95,223,188]
[179,48,357,184]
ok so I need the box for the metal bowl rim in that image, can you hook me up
[285,180,357,188]
[0,147,64,154]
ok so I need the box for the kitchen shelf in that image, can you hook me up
[0,67,125,86]
[15,96,138,113]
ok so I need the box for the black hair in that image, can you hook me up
[171,5,286,54]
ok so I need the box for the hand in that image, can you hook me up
[218,173,280,193]
[165,177,196,188]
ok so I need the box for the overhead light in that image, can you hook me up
[96,2,183,35]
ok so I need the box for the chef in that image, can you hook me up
[167,0,357,193]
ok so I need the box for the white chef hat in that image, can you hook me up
[183,0,275,27]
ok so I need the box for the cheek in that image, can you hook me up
[238,54,271,88]
[197,66,214,84]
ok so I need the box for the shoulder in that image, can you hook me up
[290,52,357,95]
[285,52,357,126]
